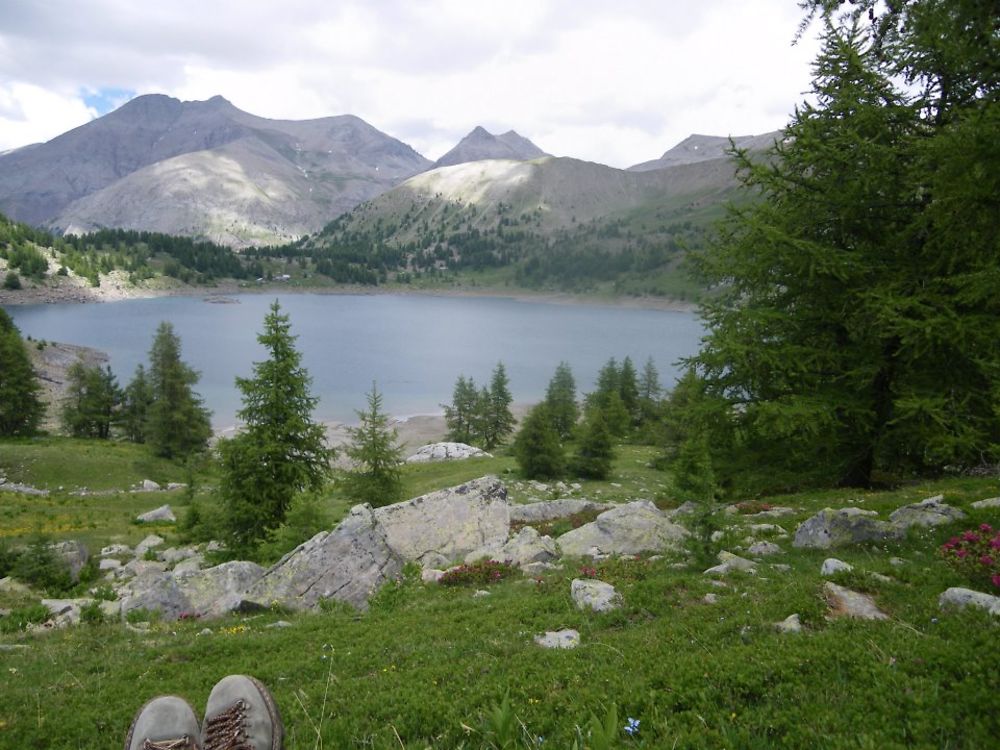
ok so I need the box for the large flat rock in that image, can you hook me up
[557,500,687,558]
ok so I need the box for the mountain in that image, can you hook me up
[627,131,781,172]
[0,95,431,246]
[432,126,548,169]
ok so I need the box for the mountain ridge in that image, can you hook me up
[432,126,548,169]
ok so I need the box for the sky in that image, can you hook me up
[0,0,822,168]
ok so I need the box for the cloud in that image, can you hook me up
[0,0,822,165]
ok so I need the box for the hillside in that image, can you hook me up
[627,131,781,172]
[0,95,431,247]
[432,126,548,168]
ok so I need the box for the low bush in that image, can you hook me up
[940,523,1000,591]
[439,559,517,586]
[0,603,49,634]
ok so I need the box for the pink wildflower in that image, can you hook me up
[990,537,1000,550]
[962,531,980,543]
[980,523,993,533]
[980,555,995,567]
[956,549,969,558]
[992,574,1000,589]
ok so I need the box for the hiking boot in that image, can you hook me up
[201,675,283,750]
[125,695,201,750]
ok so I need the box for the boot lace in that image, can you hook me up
[142,737,197,750]
[203,699,254,750]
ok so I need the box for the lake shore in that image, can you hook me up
[0,272,697,313]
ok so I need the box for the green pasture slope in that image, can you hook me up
[1,439,998,748]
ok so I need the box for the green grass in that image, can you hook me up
[1,438,999,747]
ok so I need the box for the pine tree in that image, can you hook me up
[512,404,565,479]
[121,364,153,443]
[443,375,480,445]
[0,308,44,436]
[146,322,212,459]
[219,301,331,549]
[482,362,515,449]
[543,361,578,439]
[61,362,120,439]
[637,357,663,427]
[343,382,404,508]
[573,411,615,480]
[619,356,640,426]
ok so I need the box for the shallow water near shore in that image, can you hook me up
[5,293,702,429]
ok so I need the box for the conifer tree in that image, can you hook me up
[146,322,212,460]
[343,382,404,508]
[543,361,578,439]
[121,364,153,443]
[573,411,615,480]
[482,362,515,449]
[0,309,43,436]
[637,357,662,424]
[61,362,120,439]
[219,301,330,548]
[443,375,479,444]
[619,356,640,426]
[513,404,565,479]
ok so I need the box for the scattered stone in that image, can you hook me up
[889,495,965,531]
[774,614,803,634]
[748,523,788,537]
[669,501,699,516]
[794,508,898,549]
[421,569,444,584]
[971,497,1000,510]
[166,483,186,491]
[747,541,783,557]
[821,558,854,576]
[172,555,205,575]
[557,500,687,558]
[571,579,622,612]
[704,551,757,576]
[534,629,580,649]
[134,535,165,557]
[205,541,226,553]
[702,593,719,604]
[472,590,491,598]
[141,479,161,491]
[48,540,89,582]
[100,543,132,558]
[119,559,168,580]
[710,530,726,543]
[746,507,797,519]
[405,442,492,463]
[198,628,213,636]
[938,587,1000,616]
[870,572,893,583]
[889,557,906,567]
[0,482,48,496]
[824,582,889,620]
[508,498,613,523]
[770,564,792,573]
[159,547,197,565]
[265,620,293,629]
[137,505,176,523]
[178,561,266,618]
[707,579,729,588]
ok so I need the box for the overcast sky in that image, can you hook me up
[0,0,821,168]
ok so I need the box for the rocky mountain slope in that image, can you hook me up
[432,126,548,169]
[627,131,781,172]
[0,95,431,247]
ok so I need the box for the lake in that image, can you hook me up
[4,293,703,430]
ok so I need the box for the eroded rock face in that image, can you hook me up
[557,500,687,558]
[405,443,492,463]
[244,504,403,611]
[793,508,898,549]
[374,475,510,566]
[509,499,613,524]
[889,495,965,531]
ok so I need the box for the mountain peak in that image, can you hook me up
[627,130,781,172]
[433,126,548,169]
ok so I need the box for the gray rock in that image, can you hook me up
[118,559,168,580]
[172,555,205,575]
[748,523,788,537]
[119,573,189,621]
[265,620,293,629]
[405,442,492,463]
[770,564,792,573]
[702,593,719,604]
[374,476,510,566]
[669,501,700,516]
[245,504,403,611]
[774,614,803,634]
[472,589,491,598]
[137,504,175,523]
[141,479,162,491]
[421,569,445,584]
[557,500,688,558]
[821,558,854,576]
[99,558,122,571]
[938,587,1000,616]
[971,497,1000,510]
[134,534,165,557]
[705,551,758,576]
[534,629,580,649]
[47,540,89,582]
[509,498,613,523]
[747,541,783,557]
[889,495,965,531]
[521,561,560,577]
[571,579,622,612]
[465,526,558,568]
[889,557,906,567]
[166,483,186,491]
[824,582,889,620]
[158,547,198,564]
[746,507,797,519]
[100,543,132,558]
[793,508,898,549]
[177,561,266,618]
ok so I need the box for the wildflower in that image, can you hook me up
[980,556,995,567]
[993,574,1000,589]
[991,538,1000,550]
[956,549,968,558]
[980,524,993,533]
[624,717,640,736]
[961,531,980,543]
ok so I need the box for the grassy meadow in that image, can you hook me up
[1,438,999,748]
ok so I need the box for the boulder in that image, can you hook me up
[938,587,1000,616]
[534,629,580,649]
[821,558,854,576]
[99,558,121,572]
[774,614,803,634]
[465,527,558,568]
[747,541,783,557]
[100,544,132,558]
[135,534,165,557]
[119,573,189,621]
[421,569,445,584]
[888,495,966,531]
[176,561,265,618]
[557,500,687,558]
[748,523,788,537]
[159,547,198,564]
[405,442,492,463]
[117,559,168,580]
[971,497,1000,510]
[793,508,898,549]
[374,476,510,566]
[244,504,403,611]
[704,551,758,576]
[521,561,560,577]
[571,579,621,612]
[137,505,176,523]
[509,499,613,524]
[824,582,888,620]
[172,555,205,575]
[141,479,161,491]
[49,540,89,582]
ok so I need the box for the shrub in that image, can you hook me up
[439,560,516,587]
[11,536,73,594]
[0,603,51,634]
[79,601,105,625]
[3,271,22,290]
[940,524,1000,591]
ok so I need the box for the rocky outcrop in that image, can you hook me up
[176,561,266,618]
[405,443,492,463]
[465,526,558,567]
[557,501,687,558]
[244,504,403,612]
[509,499,613,523]
[374,475,510,566]
[888,495,966,531]
[793,508,898,549]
